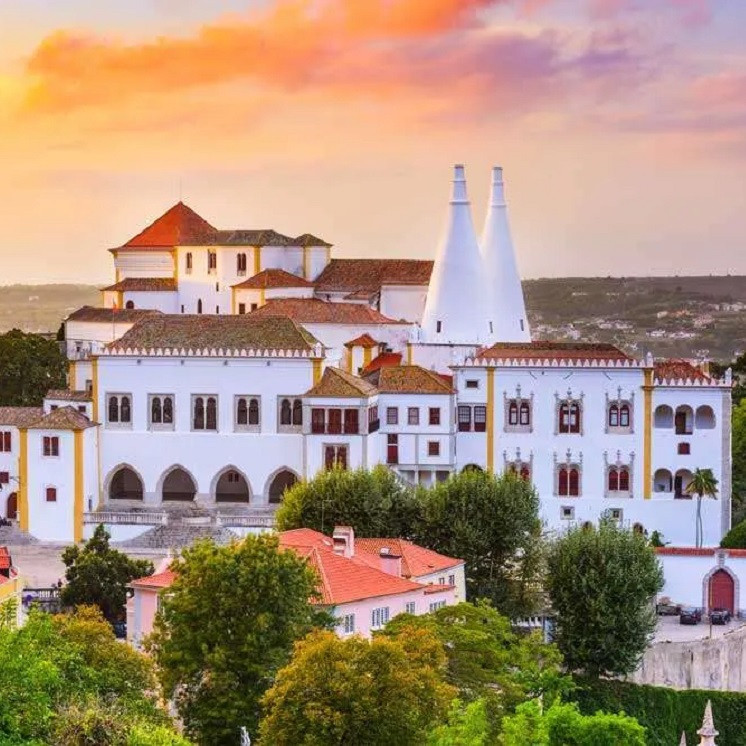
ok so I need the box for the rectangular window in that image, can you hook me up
[185,252,193,274]
[311,408,325,434]
[561,506,575,520]
[427,441,440,457]
[457,405,472,432]
[465,380,479,389]
[207,250,217,273]
[447,574,456,586]
[344,409,359,434]
[386,407,398,425]
[387,434,399,464]
[42,436,60,457]
[429,408,441,426]
[77,406,87,414]
[407,407,419,426]
[251,303,258,312]
[678,442,691,455]
[429,600,446,613]
[0,431,10,452]
[474,406,487,433]
[327,409,342,434]
[324,445,348,470]
[238,303,246,315]
[371,607,390,629]
[45,487,57,502]
[405,601,416,615]
[342,614,355,634]
[0,472,8,484]
[368,406,380,433]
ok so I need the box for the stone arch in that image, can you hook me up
[105,464,145,500]
[653,468,673,494]
[125,300,135,310]
[674,468,694,498]
[266,468,300,504]
[159,465,198,502]
[702,563,739,615]
[695,405,716,430]
[674,405,694,435]
[211,466,251,503]
[654,405,673,428]
[5,492,17,521]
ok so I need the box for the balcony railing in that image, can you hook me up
[84,511,168,525]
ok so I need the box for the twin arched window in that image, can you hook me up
[608,403,631,428]
[280,398,303,427]
[107,395,131,424]
[558,402,581,434]
[507,400,531,427]
[193,396,218,431]
[608,467,630,492]
[151,396,174,426]
[236,397,260,427]
[558,467,580,496]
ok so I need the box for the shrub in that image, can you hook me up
[720,519,746,548]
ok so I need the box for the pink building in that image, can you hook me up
[127,527,464,646]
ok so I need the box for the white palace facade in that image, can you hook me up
[0,165,732,550]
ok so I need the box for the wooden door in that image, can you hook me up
[5,493,16,521]
[710,570,735,613]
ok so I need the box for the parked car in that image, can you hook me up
[710,608,731,625]
[656,602,681,616]
[679,607,702,625]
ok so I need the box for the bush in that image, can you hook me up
[720,519,746,548]
[569,678,746,746]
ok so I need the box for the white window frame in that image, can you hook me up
[429,600,446,613]
[234,395,261,433]
[191,394,219,432]
[277,397,303,433]
[405,601,416,615]
[42,435,60,458]
[342,613,355,634]
[106,392,133,430]
[148,394,175,431]
[371,606,390,630]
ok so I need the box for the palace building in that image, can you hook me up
[0,165,732,558]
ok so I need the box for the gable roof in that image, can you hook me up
[119,202,218,249]
[129,569,177,589]
[305,367,378,398]
[0,547,11,571]
[107,314,320,353]
[355,538,463,578]
[251,298,405,325]
[654,360,711,383]
[101,278,177,292]
[365,365,454,394]
[314,259,433,293]
[477,341,631,362]
[344,333,379,349]
[28,406,96,431]
[362,352,403,375]
[66,307,162,324]
[232,269,314,290]
[0,407,44,428]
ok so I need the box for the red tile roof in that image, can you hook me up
[66,307,162,323]
[232,269,314,290]
[119,202,218,249]
[314,259,433,293]
[0,547,11,571]
[46,390,92,403]
[656,547,746,557]
[362,352,403,375]
[101,278,177,292]
[365,365,454,394]
[477,341,631,362]
[0,407,44,427]
[305,367,378,398]
[355,538,463,578]
[344,333,379,349]
[654,360,711,384]
[130,569,178,589]
[251,298,405,325]
[28,406,97,431]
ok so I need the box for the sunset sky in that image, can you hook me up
[1,0,744,284]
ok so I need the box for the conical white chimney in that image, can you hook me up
[421,165,493,344]
[480,166,531,342]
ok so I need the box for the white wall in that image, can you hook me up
[114,250,173,278]
[123,292,178,314]
[303,323,412,368]
[65,320,142,359]
[380,284,428,323]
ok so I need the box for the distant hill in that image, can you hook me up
[1,276,745,362]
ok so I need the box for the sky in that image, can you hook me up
[1,0,745,284]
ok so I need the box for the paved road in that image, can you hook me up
[654,614,745,643]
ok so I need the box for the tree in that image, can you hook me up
[259,629,455,745]
[61,525,153,622]
[276,464,420,537]
[427,699,490,746]
[149,534,328,746]
[500,700,646,745]
[546,520,663,677]
[721,519,746,548]
[733,399,746,525]
[415,470,544,617]
[0,329,66,406]
[686,468,719,548]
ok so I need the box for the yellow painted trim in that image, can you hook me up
[68,361,77,389]
[74,430,84,543]
[19,429,28,532]
[363,346,373,368]
[173,248,179,284]
[486,368,495,472]
[117,291,124,309]
[260,288,266,307]
[346,351,353,373]
[643,368,653,499]
[115,268,121,284]
[303,245,309,280]
[313,359,323,385]
[407,343,413,365]
[91,358,99,422]
[254,246,262,275]
[231,287,236,315]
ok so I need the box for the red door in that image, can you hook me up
[710,570,735,614]
[387,435,399,465]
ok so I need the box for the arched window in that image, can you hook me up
[292,399,303,426]
[120,396,131,423]
[237,398,248,426]
[197,299,203,314]
[619,404,630,427]
[163,397,173,424]
[558,468,569,496]
[248,398,260,425]
[569,468,579,496]
[508,402,518,425]
[520,465,530,482]
[608,467,619,491]
[608,404,619,428]
[206,397,217,430]
[519,402,530,426]
[151,397,162,424]
[108,396,119,423]
[193,397,205,430]
[237,253,247,274]
[619,468,630,491]
[125,300,135,310]
[280,399,292,426]
[633,522,644,535]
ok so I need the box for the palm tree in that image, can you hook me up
[685,468,719,548]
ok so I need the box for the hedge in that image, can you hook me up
[569,678,746,746]
[720,519,746,548]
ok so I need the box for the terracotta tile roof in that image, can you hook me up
[28,406,96,431]
[101,278,177,292]
[295,233,332,248]
[232,269,314,290]
[46,390,92,403]
[344,290,377,301]
[0,547,11,571]
[344,333,378,349]
[108,314,320,353]
[477,341,631,362]
[355,538,463,578]
[655,547,746,557]
[251,298,404,325]
[314,259,433,293]
[130,569,178,589]
[120,202,218,249]
[211,230,330,247]
[0,407,43,427]
[654,360,711,383]
[305,367,378,398]
[365,365,454,394]
[66,306,162,323]
[362,352,403,375]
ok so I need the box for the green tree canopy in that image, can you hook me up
[149,534,329,746]
[259,628,456,746]
[61,524,154,622]
[721,519,746,548]
[546,520,663,677]
[414,470,544,617]
[0,329,66,406]
[732,398,746,525]
[276,464,421,537]
[500,700,646,746]
[427,699,490,746]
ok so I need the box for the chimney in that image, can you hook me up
[479,166,531,343]
[378,546,403,577]
[332,526,355,558]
